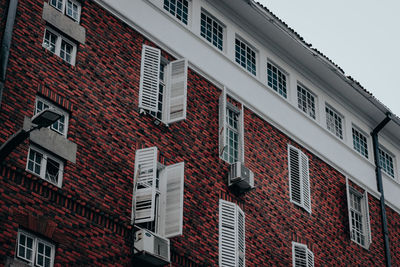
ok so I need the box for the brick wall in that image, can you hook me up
[0,0,399,266]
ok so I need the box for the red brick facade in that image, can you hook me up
[0,0,399,266]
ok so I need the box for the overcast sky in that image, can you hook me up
[259,0,400,117]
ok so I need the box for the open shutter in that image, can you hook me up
[238,105,245,163]
[307,248,314,267]
[219,200,237,267]
[219,90,227,157]
[166,59,188,123]
[289,146,302,205]
[133,147,158,223]
[237,205,245,267]
[301,152,311,213]
[364,190,372,248]
[345,178,353,242]
[139,45,161,112]
[163,162,185,238]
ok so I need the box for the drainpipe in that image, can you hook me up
[371,112,392,267]
[0,0,18,107]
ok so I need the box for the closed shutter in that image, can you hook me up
[289,146,302,205]
[293,243,307,267]
[133,147,158,223]
[166,59,188,123]
[139,45,161,112]
[364,190,372,248]
[301,152,311,212]
[238,105,245,163]
[219,90,227,157]
[237,205,245,267]
[163,162,185,238]
[219,200,237,267]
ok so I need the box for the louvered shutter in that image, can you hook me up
[237,205,245,267]
[289,146,302,205]
[301,152,311,213]
[307,249,314,267]
[133,147,158,223]
[293,243,307,267]
[166,59,188,123]
[139,45,161,112]
[364,190,372,248]
[219,200,237,267]
[219,90,227,157]
[163,162,185,238]
[238,105,245,163]
[345,178,353,242]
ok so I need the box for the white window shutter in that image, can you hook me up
[307,249,314,267]
[345,178,353,242]
[364,190,372,248]
[293,243,307,267]
[219,200,237,267]
[166,58,188,123]
[132,147,158,223]
[219,90,227,157]
[163,162,185,238]
[139,45,161,112]
[237,205,245,267]
[301,152,311,213]
[238,105,245,163]
[289,146,302,205]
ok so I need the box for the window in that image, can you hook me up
[163,0,189,25]
[219,92,244,164]
[16,230,55,267]
[235,38,256,76]
[200,10,224,51]
[267,62,287,98]
[352,127,368,159]
[132,147,185,238]
[379,147,395,178]
[43,28,77,65]
[292,242,314,267]
[49,0,81,22]
[288,145,311,213]
[26,146,64,187]
[35,97,69,136]
[139,45,188,125]
[219,200,245,267]
[297,84,315,119]
[346,180,371,248]
[325,105,343,139]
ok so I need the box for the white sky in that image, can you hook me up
[259,0,400,117]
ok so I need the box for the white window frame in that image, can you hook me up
[378,146,395,179]
[35,96,69,137]
[267,60,288,99]
[297,83,316,119]
[49,0,81,23]
[16,229,55,267]
[235,36,257,76]
[288,145,311,213]
[352,126,369,159]
[325,104,344,140]
[292,242,314,267]
[346,178,372,249]
[200,9,225,51]
[42,27,77,66]
[163,0,190,25]
[26,145,64,188]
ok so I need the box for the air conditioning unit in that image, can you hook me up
[134,229,170,266]
[228,162,254,193]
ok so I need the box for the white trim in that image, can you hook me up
[42,27,77,66]
[35,96,69,137]
[292,241,314,267]
[49,0,82,23]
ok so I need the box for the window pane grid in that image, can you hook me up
[60,40,73,63]
[200,12,223,51]
[35,99,66,135]
[350,191,365,246]
[223,108,239,164]
[43,30,57,53]
[164,0,189,25]
[379,148,395,178]
[352,128,368,158]
[28,149,42,175]
[18,233,34,263]
[66,0,79,21]
[50,0,63,11]
[297,84,315,118]
[267,62,287,98]
[17,231,54,267]
[235,39,256,75]
[325,106,343,139]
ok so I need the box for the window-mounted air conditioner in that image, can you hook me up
[134,229,170,266]
[228,162,254,193]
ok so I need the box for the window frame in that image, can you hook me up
[49,0,81,23]
[378,146,395,179]
[200,9,225,51]
[297,83,316,119]
[42,27,77,66]
[235,36,257,76]
[267,60,288,99]
[26,145,64,188]
[351,126,369,159]
[292,242,314,267]
[163,0,190,25]
[16,230,55,267]
[34,96,69,137]
[223,103,241,164]
[325,104,344,140]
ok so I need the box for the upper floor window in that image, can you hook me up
[16,229,55,267]
[235,38,256,76]
[35,97,69,137]
[325,105,343,139]
[43,28,77,65]
[267,62,287,98]
[297,84,315,119]
[139,45,188,124]
[163,0,189,25]
[379,147,395,178]
[292,242,314,267]
[50,0,81,22]
[200,10,224,51]
[352,127,368,159]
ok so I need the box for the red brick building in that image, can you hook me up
[1,0,400,266]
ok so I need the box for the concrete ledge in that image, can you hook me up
[24,117,77,163]
[42,2,86,44]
